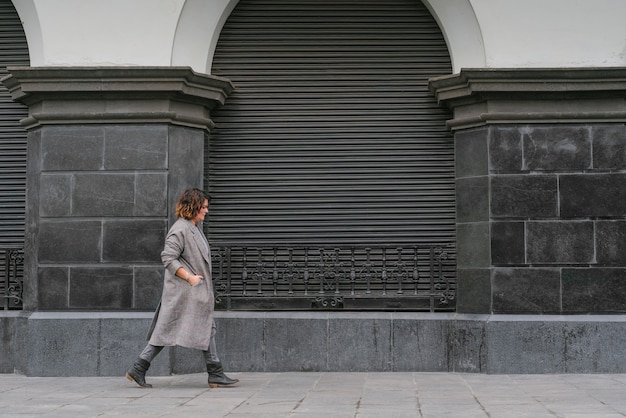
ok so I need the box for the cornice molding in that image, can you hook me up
[1,66,235,130]
[429,68,626,130]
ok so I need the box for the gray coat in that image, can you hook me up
[147,218,214,350]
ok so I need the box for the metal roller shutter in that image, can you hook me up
[0,0,28,309]
[208,0,454,247]
[0,0,28,248]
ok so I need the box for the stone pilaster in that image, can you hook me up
[430,68,626,314]
[1,67,233,311]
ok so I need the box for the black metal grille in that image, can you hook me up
[1,247,23,310]
[211,243,455,311]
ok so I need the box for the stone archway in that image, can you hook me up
[172,0,485,75]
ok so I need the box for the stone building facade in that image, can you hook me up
[2,0,626,376]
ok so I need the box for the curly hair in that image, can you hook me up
[175,188,210,220]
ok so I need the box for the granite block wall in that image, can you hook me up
[457,123,626,314]
[30,124,206,310]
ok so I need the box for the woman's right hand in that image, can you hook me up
[187,274,203,286]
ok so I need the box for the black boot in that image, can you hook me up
[126,358,152,388]
[206,361,239,388]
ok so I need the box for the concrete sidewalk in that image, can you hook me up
[0,372,625,417]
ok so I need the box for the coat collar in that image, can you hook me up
[184,219,212,266]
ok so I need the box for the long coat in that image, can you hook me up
[147,218,214,350]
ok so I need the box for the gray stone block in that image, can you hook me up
[486,316,626,374]
[456,222,490,268]
[39,174,71,217]
[491,221,525,265]
[489,127,523,171]
[104,125,168,170]
[38,220,102,263]
[72,173,136,216]
[492,268,561,314]
[455,128,488,178]
[25,315,101,376]
[392,314,449,371]
[0,312,22,373]
[102,219,167,263]
[135,173,168,216]
[490,174,558,219]
[562,268,626,313]
[167,126,205,224]
[134,266,163,310]
[523,126,591,171]
[170,346,206,374]
[0,317,10,373]
[450,316,487,373]
[490,174,558,218]
[562,320,626,373]
[455,268,491,314]
[69,267,133,309]
[100,317,171,377]
[264,313,327,372]
[596,220,626,266]
[592,125,626,170]
[486,318,566,373]
[214,313,265,372]
[526,221,594,264]
[456,176,489,223]
[560,173,626,217]
[37,267,69,309]
[41,126,105,171]
[327,313,392,372]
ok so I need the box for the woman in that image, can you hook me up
[126,188,238,388]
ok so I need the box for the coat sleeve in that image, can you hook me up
[161,226,185,275]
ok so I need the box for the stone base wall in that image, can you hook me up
[2,311,626,376]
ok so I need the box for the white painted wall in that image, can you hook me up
[11,0,626,74]
[470,0,626,68]
[13,0,185,67]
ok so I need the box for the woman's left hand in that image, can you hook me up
[187,274,204,286]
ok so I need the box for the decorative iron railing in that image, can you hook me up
[1,248,24,310]
[210,244,456,311]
